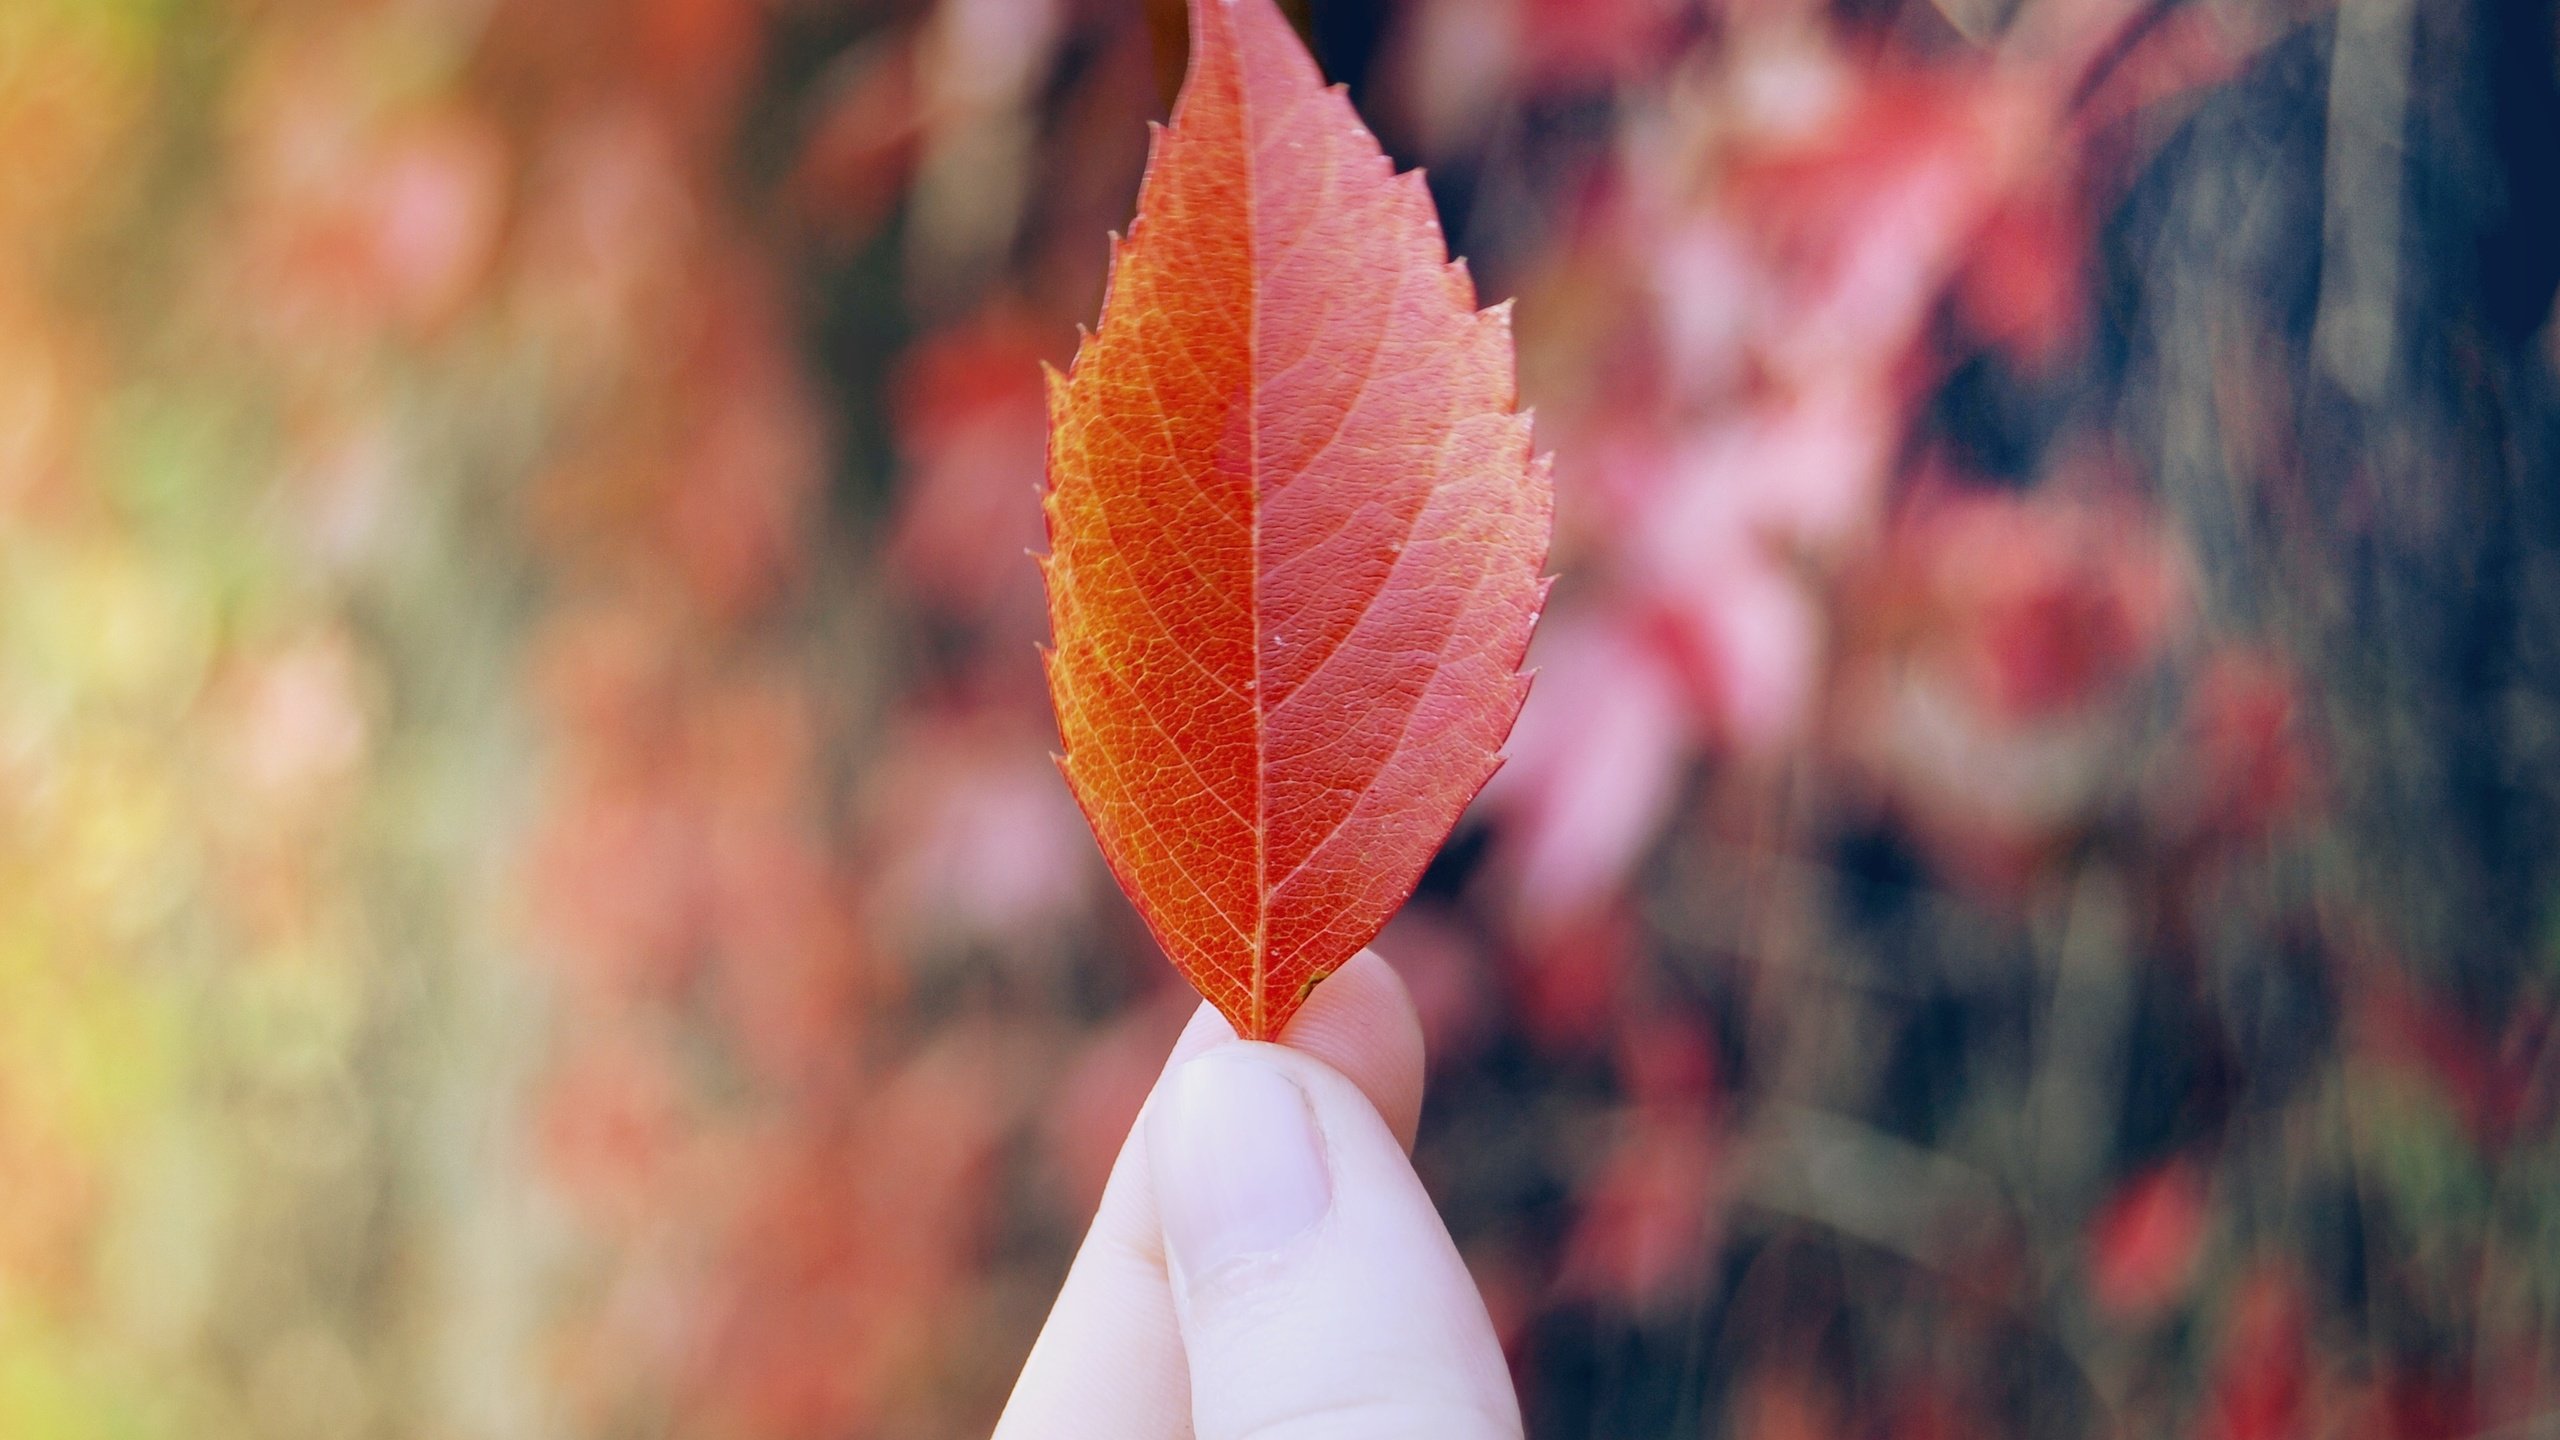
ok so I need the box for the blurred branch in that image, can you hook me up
[1741,1105,2017,1274]
[2314,0,2418,403]
[1931,0,2022,44]
[2460,1410,2560,1440]
[2023,869,2135,1214]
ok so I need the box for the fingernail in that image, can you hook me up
[1148,1049,1331,1281]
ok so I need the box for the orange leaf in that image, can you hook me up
[1041,0,1551,1040]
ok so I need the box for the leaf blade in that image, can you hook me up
[1044,0,1551,1039]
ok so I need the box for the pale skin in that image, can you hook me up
[994,949,1524,1440]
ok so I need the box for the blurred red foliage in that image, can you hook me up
[885,312,1057,635]
[23,0,2542,1432]
[2203,1266,2312,1440]
[455,0,2555,1434]
[2086,1156,2211,1319]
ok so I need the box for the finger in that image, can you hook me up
[1149,1041,1519,1440]
[1245,950,1427,1148]
[992,952,1426,1440]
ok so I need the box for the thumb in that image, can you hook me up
[1146,1041,1521,1440]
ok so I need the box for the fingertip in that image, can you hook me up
[1168,997,1240,1064]
[1164,951,1425,1149]
[1274,949,1426,1150]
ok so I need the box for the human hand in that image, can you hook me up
[993,950,1522,1439]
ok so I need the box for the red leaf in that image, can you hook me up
[2087,1157,2210,1319]
[1041,0,1552,1039]
[886,312,1054,629]
[2204,1266,2311,1440]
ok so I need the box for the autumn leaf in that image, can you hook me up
[1041,0,1551,1040]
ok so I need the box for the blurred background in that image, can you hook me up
[1,0,2556,1436]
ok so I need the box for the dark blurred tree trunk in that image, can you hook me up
[2129,0,2560,1018]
